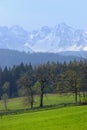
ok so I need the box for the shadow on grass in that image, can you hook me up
[0,102,77,118]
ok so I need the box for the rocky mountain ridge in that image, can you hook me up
[0,23,87,53]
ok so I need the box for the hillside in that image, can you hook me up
[0,49,82,68]
[0,105,87,130]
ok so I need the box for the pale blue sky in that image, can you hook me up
[0,0,87,30]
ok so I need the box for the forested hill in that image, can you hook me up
[0,49,83,68]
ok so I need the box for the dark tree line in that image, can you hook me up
[0,60,87,108]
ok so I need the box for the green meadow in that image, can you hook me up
[0,94,87,130]
[0,94,75,110]
[0,105,87,130]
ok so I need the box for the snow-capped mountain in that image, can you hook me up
[0,23,87,53]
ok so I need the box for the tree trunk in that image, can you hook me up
[29,87,34,109]
[75,87,78,104]
[78,91,81,103]
[4,99,7,111]
[40,91,44,107]
[30,94,34,109]
[74,78,78,104]
[40,84,44,108]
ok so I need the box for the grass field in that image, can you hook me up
[0,94,75,110]
[0,105,87,130]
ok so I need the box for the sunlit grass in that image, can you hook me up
[0,93,75,110]
[0,105,87,130]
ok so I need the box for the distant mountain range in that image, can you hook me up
[0,49,84,68]
[0,23,87,53]
[0,23,87,68]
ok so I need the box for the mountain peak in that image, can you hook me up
[0,23,87,53]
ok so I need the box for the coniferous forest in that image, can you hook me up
[0,60,87,108]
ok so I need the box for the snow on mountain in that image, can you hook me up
[0,23,87,53]
[27,23,87,53]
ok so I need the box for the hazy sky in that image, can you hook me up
[0,0,87,30]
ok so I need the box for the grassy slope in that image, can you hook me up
[0,105,87,130]
[0,94,75,110]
